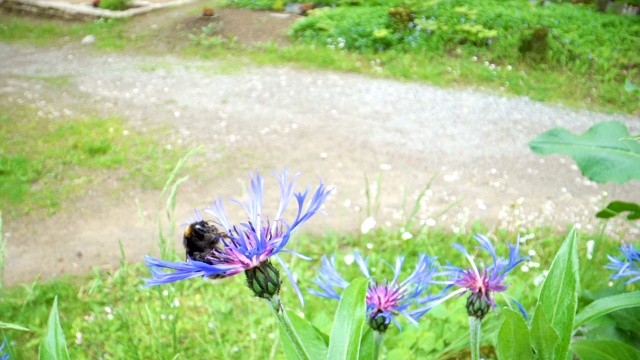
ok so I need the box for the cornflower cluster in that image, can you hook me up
[144,170,332,306]
[309,251,444,332]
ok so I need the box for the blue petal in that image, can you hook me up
[274,254,305,307]
[142,256,233,287]
[354,250,371,278]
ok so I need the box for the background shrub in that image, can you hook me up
[99,0,131,11]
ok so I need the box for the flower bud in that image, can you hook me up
[368,311,391,333]
[245,261,281,300]
[466,291,491,320]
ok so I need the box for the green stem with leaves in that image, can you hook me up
[469,316,482,360]
[267,296,310,360]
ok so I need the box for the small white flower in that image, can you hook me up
[379,163,392,170]
[361,217,376,234]
[366,243,374,249]
[344,254,355,265]
[401,231,413,240]
[521,265,530,273]
[586,240,595,260]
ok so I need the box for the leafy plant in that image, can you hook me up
[497,230,640,359]
[188,22,237,47]
[530,120,640,221]
[98,0,131,11]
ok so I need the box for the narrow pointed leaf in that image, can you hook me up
[497,309,533,360]
[0,322,30,331]
[572,340,640,360]
[596,201,640,220]
[536,229,579,360]
[529,121,640,184]
[530,306,559,360]
[280,310,328,360]
[574,291,640,329]
[326,277,368,360]
[39,297,70,360]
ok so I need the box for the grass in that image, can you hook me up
[0,95,187,217]
[0,224,635,359]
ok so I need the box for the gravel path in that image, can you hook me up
[1,42,639,285]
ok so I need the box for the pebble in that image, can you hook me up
[81,35,96,45]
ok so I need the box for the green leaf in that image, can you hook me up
[572,339,640,360]
[326,277,368,360]
[497,308,532,360]
[357,328,375,360]
[535,229,579,360]
[0,321,30,332]
[529,121,640,184]
[530,306,559,360]
[280,311,328,360]
[625,78,640,94]
[39,297,70,360]
[596,201,640,220]
[574,291,640,329]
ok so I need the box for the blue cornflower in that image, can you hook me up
[606,243,640,284]
[144,170,332,305]
[437,234,528,319]
[309,251,443,332]
[0,338,9,360]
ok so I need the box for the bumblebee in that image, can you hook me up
[183,220,227,263]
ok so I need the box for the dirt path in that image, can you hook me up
[1,17,639,285]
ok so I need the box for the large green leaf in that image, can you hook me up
[39,297,70,360]
[574,291,640,329]
[280,310,328,360]
[497,309,532,360]
[596,201,640,220]
[529,121,640,184]
[530,307,559,360]
[326,278,368,360]
[536,229,579,360]
[572,339,640,360]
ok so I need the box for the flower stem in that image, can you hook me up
[469,316,482,360]
[373,331,385,360]
[267,296,310,360]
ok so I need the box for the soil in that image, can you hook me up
[1,5,639,286]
